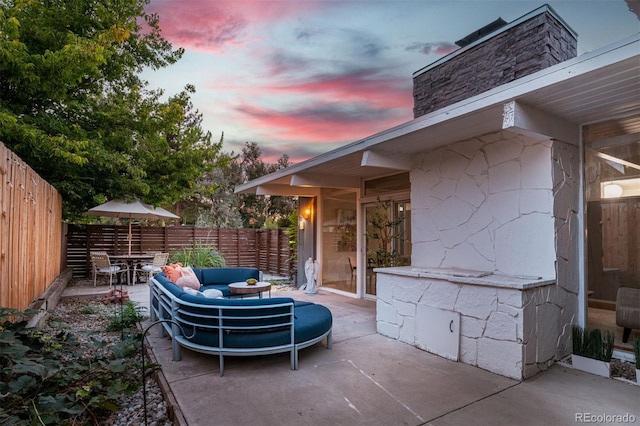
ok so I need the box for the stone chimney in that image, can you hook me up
[413,4,577,118]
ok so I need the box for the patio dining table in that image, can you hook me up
[111,253,155,284]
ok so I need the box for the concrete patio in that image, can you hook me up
[63,283,639,425]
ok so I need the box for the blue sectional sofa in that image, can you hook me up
[149,268,333,375]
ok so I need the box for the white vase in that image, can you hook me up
[572,354,610,377]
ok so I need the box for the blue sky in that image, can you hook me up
[142,0,639,163]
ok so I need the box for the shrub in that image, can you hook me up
[107,301,146,332]
[572,324,614,361]
[170,240,226,267]
[633,337,640,369]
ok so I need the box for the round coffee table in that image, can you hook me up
[228,281,272,298]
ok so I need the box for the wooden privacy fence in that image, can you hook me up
[1,142,63,310]
[67,224,292,278]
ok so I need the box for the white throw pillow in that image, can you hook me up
[182,287,202,297]
[202,289,223,299]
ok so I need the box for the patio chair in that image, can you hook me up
[348,256,357,287]
[90,251,129,288]
[616,287,640,343]
[136,252,170,283]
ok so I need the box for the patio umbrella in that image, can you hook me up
[85,198,180,255]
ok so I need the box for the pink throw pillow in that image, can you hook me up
[176,275,200,291]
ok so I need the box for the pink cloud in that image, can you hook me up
[235,100,408,144]
[145,0,319,52]
[265,69,411,110]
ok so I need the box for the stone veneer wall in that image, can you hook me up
[410,132,556,278]
[550,140,581,358]
[413,11,577,118]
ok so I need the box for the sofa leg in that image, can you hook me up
[293,349,298,370]
[171,341,182,361]
[622,327,631,343]
[326,332,332,349]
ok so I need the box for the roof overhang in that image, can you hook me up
[235,34,640,196]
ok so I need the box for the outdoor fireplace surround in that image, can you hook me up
[376,266,564,380]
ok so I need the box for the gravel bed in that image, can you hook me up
[44,297,174,426]
[610,358,638,382]
[561,354,637,382]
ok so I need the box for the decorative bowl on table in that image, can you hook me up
[245,279,258,285]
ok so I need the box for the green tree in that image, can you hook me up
[236,142,294,228]
[0,0,221,219]
[181,142,244,227]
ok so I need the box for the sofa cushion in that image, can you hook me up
[181,328,291,349]
[155,273,184,298]
[294,304,332,344]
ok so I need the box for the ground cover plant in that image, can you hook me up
[0,302,147,425]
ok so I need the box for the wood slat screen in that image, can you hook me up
[601,199,639,289]
[67,224,293,278]
[1,142,63,310]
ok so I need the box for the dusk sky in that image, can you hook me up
[142,1,639,164]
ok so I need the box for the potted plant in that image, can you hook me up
[634,337,640,385]
[571,325,614,377]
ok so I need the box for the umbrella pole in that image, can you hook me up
[128,215,132,256]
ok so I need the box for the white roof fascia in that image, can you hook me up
[235,34,639,195]
[255,185,320,197]
[290,173,361,189]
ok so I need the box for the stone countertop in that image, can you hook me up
[375,266,555,290]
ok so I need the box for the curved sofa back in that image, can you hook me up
[154,267,261,297]
[151,271,293,306]
[192,267,260,286]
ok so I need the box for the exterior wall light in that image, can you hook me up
[603,183,623,198]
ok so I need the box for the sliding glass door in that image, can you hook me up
[364,199,411,296]
[584,114,640,351]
